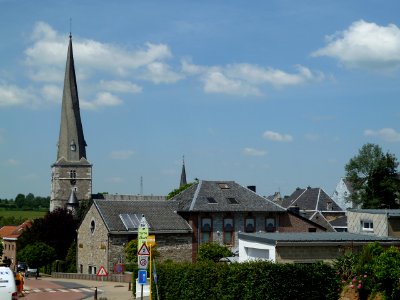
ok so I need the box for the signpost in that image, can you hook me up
[137,215,149,300]
[97,266,108,276]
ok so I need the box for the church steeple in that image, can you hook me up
[180,156,187,188]
[57,34,87,162]
[50,35,92,212]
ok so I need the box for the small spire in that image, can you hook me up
[180,155,187,188]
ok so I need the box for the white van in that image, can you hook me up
[0,267,17,300]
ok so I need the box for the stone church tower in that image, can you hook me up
[50,35,92,212]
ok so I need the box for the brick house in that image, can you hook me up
[0,220,32,271]
[170,180,326,261]
[238,232,400,264]
[347,209,400,238]
[77,195,192,275]
[281,186,347,232]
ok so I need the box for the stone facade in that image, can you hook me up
[77,204,192,275]
[50,163,92,211]
[77,203,108,274]
[347,210,400,238]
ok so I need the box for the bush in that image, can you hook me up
[151,260,339,300]
[197,242,232,262]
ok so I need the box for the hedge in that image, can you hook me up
[150,260,340,300]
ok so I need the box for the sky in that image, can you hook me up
[0,0,400,200]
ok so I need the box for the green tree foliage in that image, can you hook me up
[17,242,56,268]
[335,243,400,300]
[0,193,49,210]
[167,179,199,200]
[125,239,138,264]
[18,208,79,260]
[197,242,232,262]
[345,143,400,208]
[65,240,77,273]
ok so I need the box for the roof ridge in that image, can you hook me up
[189,180,202,211]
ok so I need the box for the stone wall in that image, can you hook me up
[77,204,109,274]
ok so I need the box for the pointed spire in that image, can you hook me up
[67,189,79,206]
[57,35,87,162]
[180,156,187,188]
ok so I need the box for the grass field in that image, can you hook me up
[0,210,47,220]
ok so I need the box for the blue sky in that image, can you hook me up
[1,0,399,199]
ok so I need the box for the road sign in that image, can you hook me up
[138,270,147,284]
[138,255,149,269]
[147,235,156,247]
[97,266,108,276]
[114,264,124,274]
[138,216,149,247]
[138,242,150,256]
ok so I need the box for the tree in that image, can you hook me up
[167,179,199,200]
[17,242,56,269]
[65,240,77,273]
[197,242,232,262]
[345,143,400,209]
[17,208,79,260]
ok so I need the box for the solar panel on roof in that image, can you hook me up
[119,213,142,230]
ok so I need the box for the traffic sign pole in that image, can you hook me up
[150,245,152,300]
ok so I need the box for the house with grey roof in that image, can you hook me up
[282,186,346,232]
[170,180,327,260]
[332,178,356,210]
[347,209,400,238]
[238,231,400,264]
[77,197,192,275]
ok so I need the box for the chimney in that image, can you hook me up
[247,185,256,192]
[288,204,300,215]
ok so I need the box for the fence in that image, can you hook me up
[52,272,132,283]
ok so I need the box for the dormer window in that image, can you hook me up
[70,140,76,151]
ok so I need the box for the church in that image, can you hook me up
[52,35,328,275]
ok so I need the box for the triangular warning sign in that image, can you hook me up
[138,242,150,256]
[97,266,108,276]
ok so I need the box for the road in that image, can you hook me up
[22,277,98,300]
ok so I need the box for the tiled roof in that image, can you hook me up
[239,232,400,245]
[93,194,166,201]
[348,209,400,217]
[94,199,191,233]
[0,220,32,239]
[0,226,18,238]
[282,187,343,212]
[171,180,286,212]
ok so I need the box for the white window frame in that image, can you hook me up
[361,220,374,232]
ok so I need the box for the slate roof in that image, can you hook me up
[171,180,286,212]
[238,232,400,245]
[93,199,191,233]
[348,209,400,217]
[330,215,348,227]
[282,187,343,212]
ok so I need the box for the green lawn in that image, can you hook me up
[0,210,47,220]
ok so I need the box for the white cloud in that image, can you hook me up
[313,20,400,70]
[204,71,261,96]
[263,130,293,142]
[141,62,183,84]
[182,60,323,96]
[99,80,142,94]
[0,83,38,107]
[243,147,267,156]
[81,92,123,110]
[364,128,400,142]
[109,150,135,160]
[41,84,62,104]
